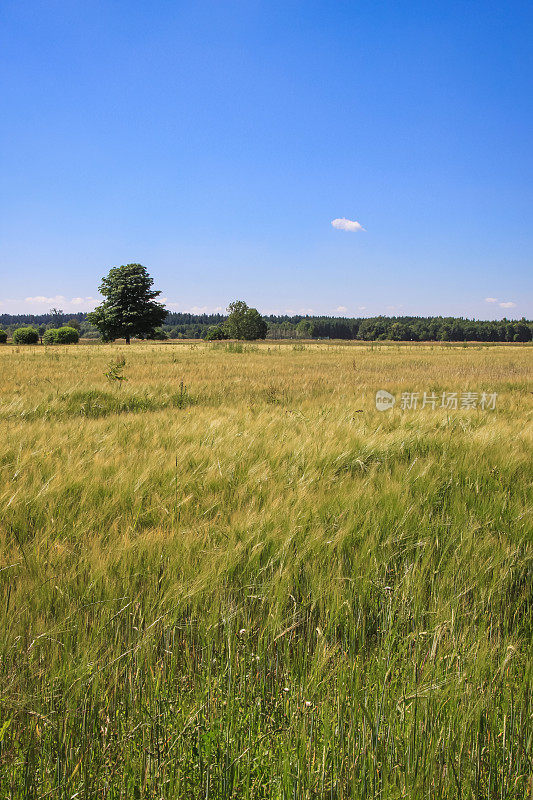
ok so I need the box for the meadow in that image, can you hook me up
[0,341,531,799]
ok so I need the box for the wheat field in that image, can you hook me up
[0,341,532,799]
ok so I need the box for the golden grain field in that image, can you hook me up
[0,341,532,798]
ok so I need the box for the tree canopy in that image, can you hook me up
[87,264,167,343]
[225,301,267,340]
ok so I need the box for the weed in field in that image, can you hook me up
[104,356,128,385]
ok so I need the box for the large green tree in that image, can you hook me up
[224,300,267,340]
[88,264,167,344]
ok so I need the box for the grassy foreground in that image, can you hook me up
[0,341,532,799]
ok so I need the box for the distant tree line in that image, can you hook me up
[2,311,531,342]
[286,315,533,342]
[0,312,92,341]
[0,311,86,328]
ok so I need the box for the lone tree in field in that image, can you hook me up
[88,264,167,344]
[225,300,267,340]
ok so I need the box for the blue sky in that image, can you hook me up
[1,0,532,318]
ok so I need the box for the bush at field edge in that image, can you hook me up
[43,326,80,344]
[13,326,39,344]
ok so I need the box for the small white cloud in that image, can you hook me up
[357,305,367,311]
[499,301,516,308]
[70,296,94,306]
[335,305,348,313]
[484,297,498,303]
[331,218,365,232]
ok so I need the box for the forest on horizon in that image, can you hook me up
[1,310,532,342]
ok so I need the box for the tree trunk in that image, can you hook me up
[125,334,130,344]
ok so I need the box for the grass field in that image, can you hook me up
[0,341,532,799]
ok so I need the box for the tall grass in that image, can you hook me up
[0,342,531,798]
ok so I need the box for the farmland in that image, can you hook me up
[0,341,532,798]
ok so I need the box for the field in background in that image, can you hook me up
[1,342,532,798]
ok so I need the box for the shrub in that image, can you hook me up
[0,330,7,344]
[13,327,39,344]
[44,327,80,344]
[56,326,80,344]
[147,328,169,340]
[43,329,56,345]
[204,325,228,341]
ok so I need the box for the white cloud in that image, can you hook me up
[335,305,348,313]
[24,295,66,304]
[10,295,97,312]
[166,303,225,314]
[483,297,518,311]
[331,218,365,232]
[357,305,367,311]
